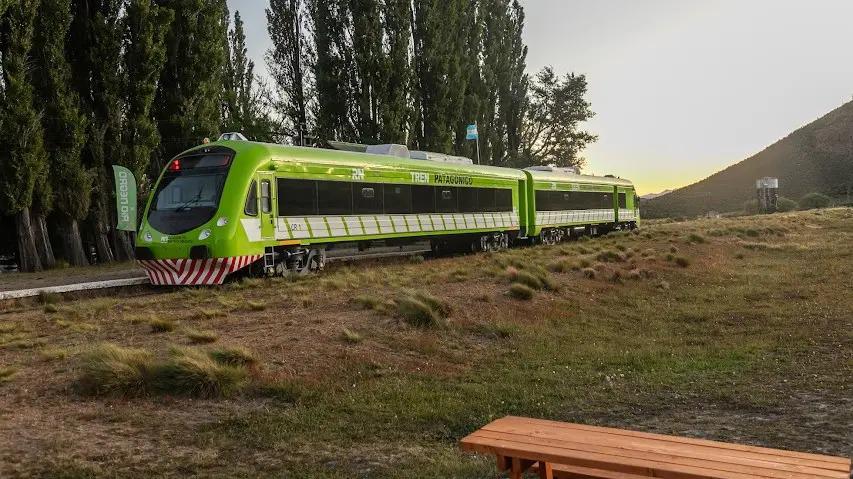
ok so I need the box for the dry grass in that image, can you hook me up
[185,328,219,344]
[1,209,852,477]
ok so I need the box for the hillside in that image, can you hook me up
[644,101,853,218]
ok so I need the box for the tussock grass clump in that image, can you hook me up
[596,250,625,263]
[43,304,60,314]
[150,317,176,333]
[77,343,250,398]
[626,269,642,281]
[340,327,363,344]
[477,321,519,339]
[687,233,706,243]
[610,270,623,284]
[410,290,452,318]
[674,256,690,267]
[77,344,154,396]
[352,294,383,310]
[0,366,18,384]
[615,244,627,252]
[514,270,543,290]
[37,291,61,305]
[578,258,592,268]
[186,328,218,344]
[153,348,247,398]
[409,254,425,264]
[547,259,572,273]
[396,296,441,327]
[581,267,597,279]
[208,346,258,368]
[669,245,679,253]
[246,300,266,311]
[508,283,534,300]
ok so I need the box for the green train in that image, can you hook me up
[135,139,638,285]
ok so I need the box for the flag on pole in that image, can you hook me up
[466,124,478,140]
[112,165,137,231]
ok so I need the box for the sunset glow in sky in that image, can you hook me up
[229,0,853,194]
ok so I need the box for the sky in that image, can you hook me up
[228,0,853,194]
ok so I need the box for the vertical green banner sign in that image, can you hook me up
[112,165,137,231]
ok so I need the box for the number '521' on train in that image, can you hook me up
[135,139,639,285]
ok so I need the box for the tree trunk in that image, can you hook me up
[87,217,114,264]
[14,208,43,272]
[32,213,56,269]
[111,229,135,261]
[53,217,89,266]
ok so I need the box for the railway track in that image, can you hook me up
[0,246,431,301]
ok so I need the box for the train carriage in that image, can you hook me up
[136,140,528,285]
[524,166,639,244]
[135,138,639,286]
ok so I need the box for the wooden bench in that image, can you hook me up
[460,416,852,479]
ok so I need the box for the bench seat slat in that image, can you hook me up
[465,430,846,479]
[479,420,846,476]
[500,416,850,469]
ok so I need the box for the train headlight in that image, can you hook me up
[216,216,229,227]
[198,229,212,240]
[144,231,153,242]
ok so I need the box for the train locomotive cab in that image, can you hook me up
[136,144,263,285]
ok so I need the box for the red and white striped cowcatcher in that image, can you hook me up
[137,255,262,285]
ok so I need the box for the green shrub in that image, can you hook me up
[508,283,534,300]
[799,192,831,210]
[43,304,59,314]
[776,197,797,212]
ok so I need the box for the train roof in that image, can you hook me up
[184,140,632,186]
[524,168,635,187]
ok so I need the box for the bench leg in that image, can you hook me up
[537,461,553,479]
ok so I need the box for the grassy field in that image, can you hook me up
[1,209,851,478]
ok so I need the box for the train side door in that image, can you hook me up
[257,172,275,241]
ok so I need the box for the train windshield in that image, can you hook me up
[147,152,232,234]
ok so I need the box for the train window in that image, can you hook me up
[495,188,513,212]
[277,178,318,216]
[412,185,435,213]
[477,188,496,212]
[260,180,272,214]
[535,190,553,210]
[354,182,383,214]
[459,187,477,213]
[383,184,411,214]
[244,180,258,216]
[600,193,614,209]
[618,192,627,209]
[317,180,352,215]
[436,187,458,213]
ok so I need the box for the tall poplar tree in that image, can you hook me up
[308,0,354,143]
[349,0,383,143]
[33,0,91,266]
[377,0,411,144]
[411,0,470,153]
[0,0,50,272]
[67,0,124,263]
[266,0,312,143]
[154,0,228,160]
